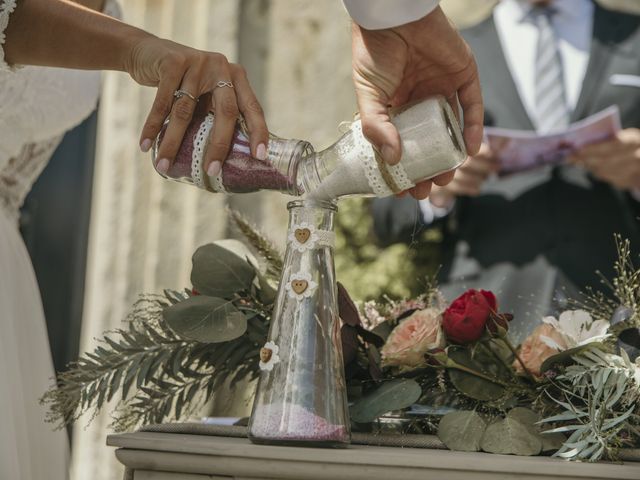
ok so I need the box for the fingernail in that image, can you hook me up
[256,143,267,161]
[140,138,152,152]
[156,158,170,175]
[382,145,399,165]
[207,161,222,177]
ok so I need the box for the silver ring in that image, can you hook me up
[215,80,234,89]
[173,89,198,102]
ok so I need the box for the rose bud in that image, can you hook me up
[425,348,449,367]
[191,288,200,296]
[487,313,513,337]
[443,289,497,344]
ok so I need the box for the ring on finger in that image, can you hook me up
[214,80,234,90]
[173,89,198,102]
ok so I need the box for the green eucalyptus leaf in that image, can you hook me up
[507,407,540,427]
[481,417,542,456]
[437,411,487,452]
[191,243,256,298]
[350,379,421,423]
[539,344,598,374]
[163,295,247,343]
[448,349,505,401]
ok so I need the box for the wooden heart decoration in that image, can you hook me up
[260,347,273,363]
[291,279,308,294]
[294,228,311,244]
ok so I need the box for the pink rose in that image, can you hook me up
[381,308,444,369]
[514,324,568,376]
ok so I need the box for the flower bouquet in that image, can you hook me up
[43,212,640,462]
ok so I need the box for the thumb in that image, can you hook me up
[356,88,402,165]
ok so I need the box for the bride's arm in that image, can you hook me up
[3,0,139,71]
[1,0,269,173]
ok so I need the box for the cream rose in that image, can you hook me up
[514,324,568,376]
[381,308,444,369]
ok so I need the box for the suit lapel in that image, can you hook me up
[464,17,535,130]
[571,4,619,121]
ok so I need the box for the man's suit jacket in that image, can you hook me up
[372,3,640,340]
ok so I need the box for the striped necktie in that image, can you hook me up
[532,6,570,133]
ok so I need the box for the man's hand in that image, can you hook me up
[351,6,483,199]
[568,128,640,190]
[430,144,497,207]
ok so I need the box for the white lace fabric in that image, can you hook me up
[0,0,121,222]
[0,0,18,73]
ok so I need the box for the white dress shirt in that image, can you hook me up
[494,0,594,123]
[419,0,596,220]
[343,0,439,29]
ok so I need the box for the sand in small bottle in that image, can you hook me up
[250,403,348,442]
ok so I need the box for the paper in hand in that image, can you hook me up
[484,106,622,176]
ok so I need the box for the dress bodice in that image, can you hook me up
[0,0,121,222]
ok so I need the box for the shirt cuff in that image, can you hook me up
[343,0,439,30]
[418,197,454,225]
[630,189,640,202]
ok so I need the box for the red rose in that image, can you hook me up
[443,289,497,344]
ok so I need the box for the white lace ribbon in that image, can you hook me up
[287,222,335,252]
[0,0,18,73]
[191,113,226,192]
[351,121,415,196]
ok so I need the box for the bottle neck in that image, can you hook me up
[265,137,314,196]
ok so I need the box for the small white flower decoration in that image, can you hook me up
[285,271,318,300]
[259,341,280,372]
[541,310,610,350]
[287,222,319,252]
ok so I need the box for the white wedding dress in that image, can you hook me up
[0,1,119,478]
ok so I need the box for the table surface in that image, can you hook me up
[108,431,640,480]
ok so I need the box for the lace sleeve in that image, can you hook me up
[0,0,18,73]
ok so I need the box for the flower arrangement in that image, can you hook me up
[42,214,640,462]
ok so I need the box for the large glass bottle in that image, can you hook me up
[248,199,350,448]
[152,95,466,199]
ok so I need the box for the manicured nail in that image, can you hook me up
[382,145,399,165]
[140,138,152,152]
[156,158,170,175]
[256,143,267,161]
[207,161,222,177]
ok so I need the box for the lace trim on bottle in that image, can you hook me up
[287,222,335,252]
[191,113,225,192]
[0,0,18,73]
[352,121,415,197]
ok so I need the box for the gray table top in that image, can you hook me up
[108,431,640,480]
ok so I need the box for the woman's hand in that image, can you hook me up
[125,37,269,176]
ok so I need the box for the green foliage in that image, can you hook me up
[539,347,640,462]
[333,198,441,300]
[349,379,422,423]
[447,348,507,401]
[191,243,256,298]
[437,410,487,452]
[163,295,247,343]
[481,415,542,456]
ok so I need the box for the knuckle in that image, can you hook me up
[173,100,194,122]
[244,97,264,116]
[232,64,247,78]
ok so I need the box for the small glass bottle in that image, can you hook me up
[248,199,350,448]
[152,95,466,199]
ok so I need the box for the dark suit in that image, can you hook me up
[372,3,640,341]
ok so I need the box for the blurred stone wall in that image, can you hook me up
[75,1,354,479]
